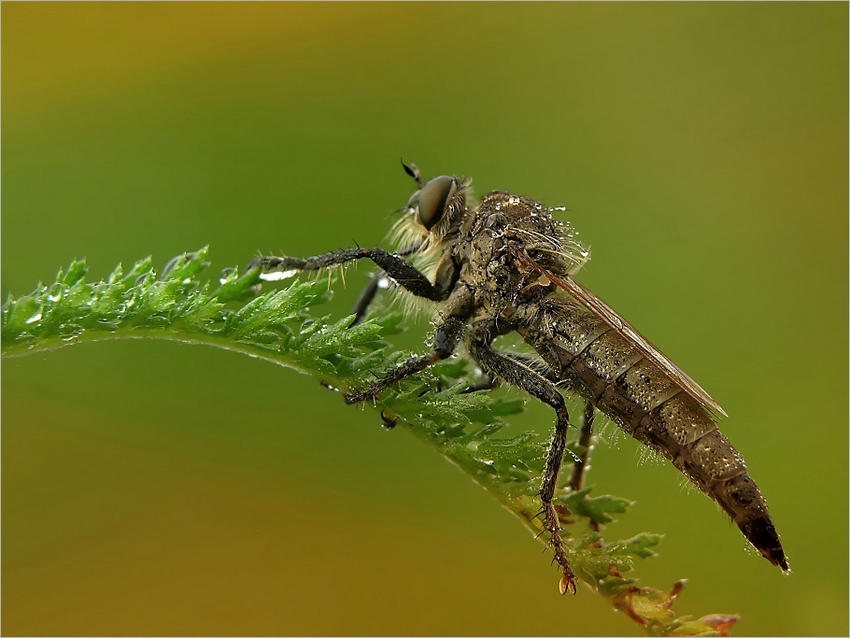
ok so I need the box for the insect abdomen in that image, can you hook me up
[520,299,788,570]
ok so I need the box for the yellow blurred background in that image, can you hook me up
[2,3,847,635]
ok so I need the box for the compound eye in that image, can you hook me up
[416,176,455,230]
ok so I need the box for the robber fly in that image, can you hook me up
[250,163,787,594]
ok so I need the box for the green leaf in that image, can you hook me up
[561,487,635,525]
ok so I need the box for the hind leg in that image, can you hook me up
[569,402,596,493]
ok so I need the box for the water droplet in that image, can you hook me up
[260,269,298,282]
[25,312,42,324]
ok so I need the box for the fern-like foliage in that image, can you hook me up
[2,248,740,636]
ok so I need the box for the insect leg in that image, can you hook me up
[348,243,425,326]
[462,352,553,394]
[349,272,383,326]
[344,315,466,404]
[461,377,498,393]
[466,340,577,595]
[568,402,597,511]
[250,247,448,301]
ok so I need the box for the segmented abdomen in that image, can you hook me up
[518,296,787,571]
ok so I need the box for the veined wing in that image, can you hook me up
[517,249,727,418]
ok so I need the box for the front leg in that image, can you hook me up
[250,248,447,301]
[349,242,425,326]
[344,315,466,404]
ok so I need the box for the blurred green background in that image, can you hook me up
[2,3,847,636]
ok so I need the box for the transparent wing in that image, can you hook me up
[517,249,727,417]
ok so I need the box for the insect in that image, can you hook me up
[250,162,788,594]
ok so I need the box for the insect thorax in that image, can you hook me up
[455,192,582,320]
